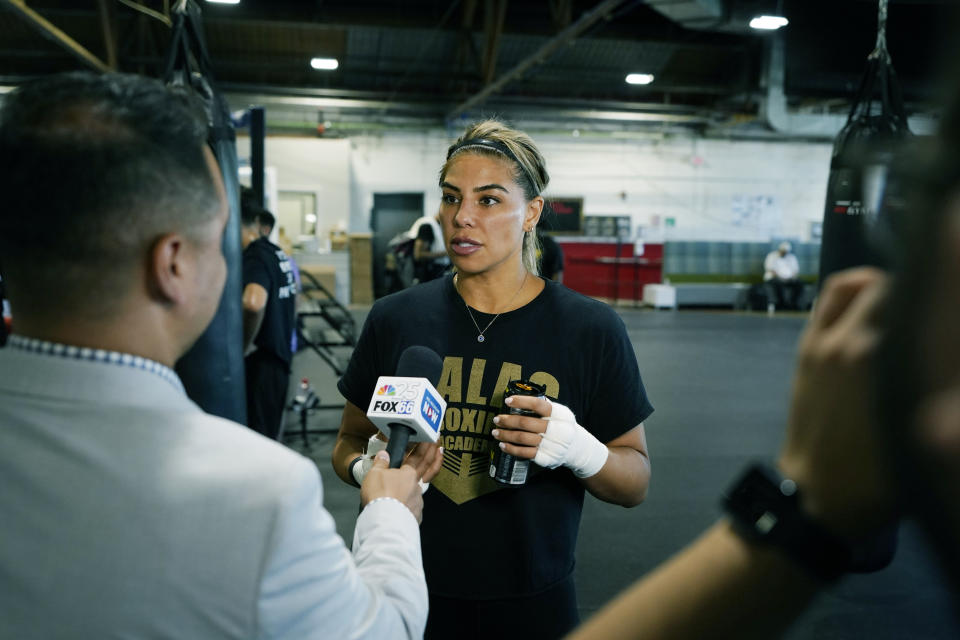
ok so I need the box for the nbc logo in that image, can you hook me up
[376,385,397,396]
[423,405,439,422]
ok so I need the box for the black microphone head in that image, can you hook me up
[396,345,443,387]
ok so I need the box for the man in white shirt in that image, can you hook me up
[0,71,441,639]
[764,241,804,311]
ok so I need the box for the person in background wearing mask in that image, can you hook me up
[764,241,803,311]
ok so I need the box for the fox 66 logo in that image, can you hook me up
[372,399,414,414]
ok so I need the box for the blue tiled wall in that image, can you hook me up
[664,241,821,278]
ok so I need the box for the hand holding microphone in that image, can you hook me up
[493,395,609,479]
[360,448,443,524]
[352,434,438,493]
[351,345,446,511]
[365,346,446,469]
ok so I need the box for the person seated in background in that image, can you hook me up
[241,200,297,440]
[0,71,441,639]
[567,67,960,640]
[410,214,449,283]
[764,241,803,311]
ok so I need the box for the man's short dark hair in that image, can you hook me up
[241,199,266,229]
[0,71,220,315]
[257,210,276,234]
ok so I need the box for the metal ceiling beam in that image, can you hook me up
[447,0,629,119]
[222,90,719,127]
[455,0,480,75]
[481,0,507,85]
[97,0,118,70]
[548,0,573,29]
[220,83,729,113]
[1,0,112,73]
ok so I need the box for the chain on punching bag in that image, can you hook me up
[819,0,911,283]
[163,0,247,424]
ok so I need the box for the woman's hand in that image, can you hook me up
[492,395,608,478]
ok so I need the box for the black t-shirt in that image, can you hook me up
[338,276,654,599]
[242,237,296,367]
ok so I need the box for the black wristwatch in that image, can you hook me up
[722,463,852,582]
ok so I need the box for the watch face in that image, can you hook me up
[723,463,851,581]
[724,465,796,538]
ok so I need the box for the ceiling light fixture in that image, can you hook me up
[749,15,789,30]
[310,57,339,71]
[206,0,240,4]
[625,73,655,86]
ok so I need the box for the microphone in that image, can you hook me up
[365,345,445,468]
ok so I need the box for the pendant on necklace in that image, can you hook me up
[477,335,485,343]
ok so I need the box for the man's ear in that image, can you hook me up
[524,196,544,233]
[148,233,188,305]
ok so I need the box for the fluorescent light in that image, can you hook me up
[305,213,318,223]
[625,73,655,86]
[749,15,789,30]
[206,0,240,4]
[310,57,339,71]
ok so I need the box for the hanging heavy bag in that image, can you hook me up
[164,0,247,425]
[819,0,911,284]
[818,0,907,575]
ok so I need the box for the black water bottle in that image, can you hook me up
[490,379,546,486]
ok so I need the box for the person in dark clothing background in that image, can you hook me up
[241,200,296,439]
[411,215,449,283]
[536,226,564,281]
[254,207,302,355]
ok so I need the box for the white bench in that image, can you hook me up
[673,283,752,308]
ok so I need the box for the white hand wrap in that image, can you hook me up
[350,435,384,485]
[532,400,609,478]
[352,434,430,493]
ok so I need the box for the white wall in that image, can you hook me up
[236,136,351,246]
[545,136,832,242]
[348,130,451,233]
[346,130,832,243]
[241,130,833,245]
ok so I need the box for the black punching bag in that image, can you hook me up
[819,0,907,574]
[819,0,911,284]
[163,1,247,425]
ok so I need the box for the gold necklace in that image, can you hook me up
[456,272,528,343]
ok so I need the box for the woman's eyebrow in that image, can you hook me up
[474,183,509,193]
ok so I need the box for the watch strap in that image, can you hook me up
[723,463,852,582]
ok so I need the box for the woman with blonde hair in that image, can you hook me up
[333,119,654,639]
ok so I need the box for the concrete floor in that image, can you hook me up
[283,307,956,639]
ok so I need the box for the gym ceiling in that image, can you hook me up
[0,0,954,138]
